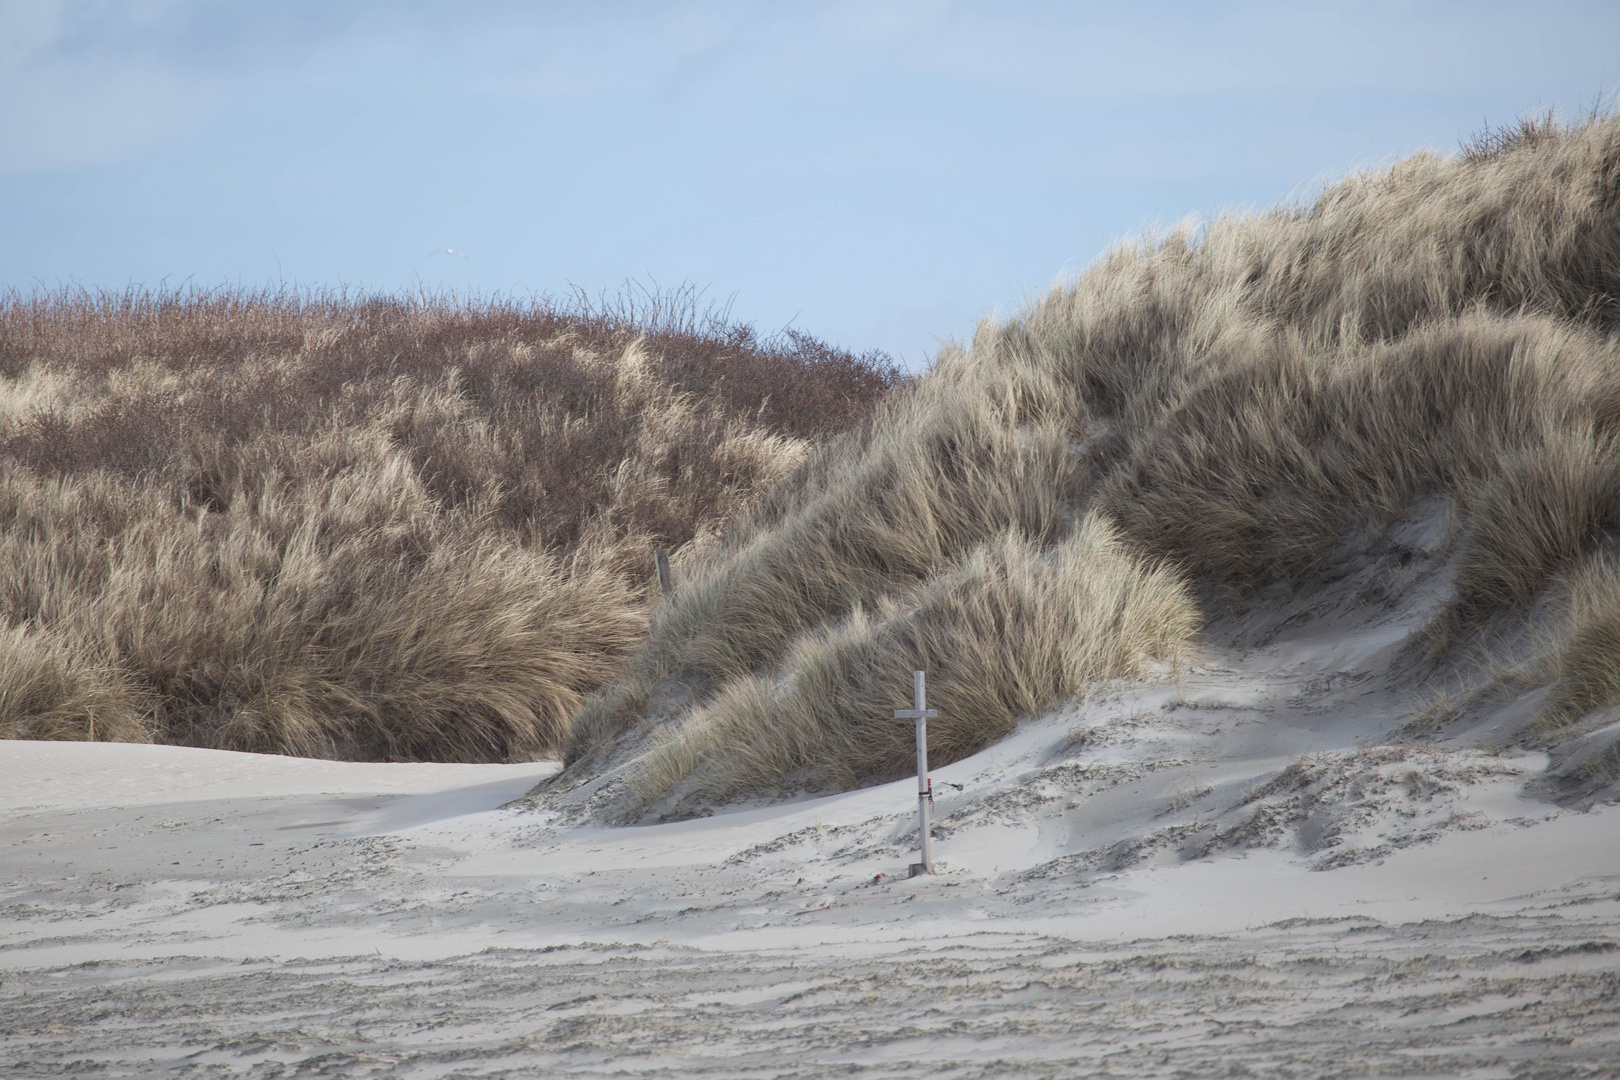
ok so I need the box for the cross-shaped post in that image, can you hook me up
[894,669,938,876]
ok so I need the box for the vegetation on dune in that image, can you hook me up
[11,110,1620,800]
[0,287,903,760]
[632,517,1198,806]
[562,110,1620,817]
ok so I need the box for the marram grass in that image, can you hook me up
[560,111,1620,813]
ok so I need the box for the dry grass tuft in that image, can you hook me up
[565,340,1084,775]
[1451,429,1620,618]
[632,515,1196,810]
[1544,554,1620,726]
[0,287,902,759]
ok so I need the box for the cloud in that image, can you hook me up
[0,3,197,171]
[0,0,391,172]
[0,0,204,172]
[3,0,1614,175]
[814,0,1620,101]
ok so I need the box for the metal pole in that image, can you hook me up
[914,669,931,874]
[895,670,938,877]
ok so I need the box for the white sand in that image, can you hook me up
[5,544,1620,1076]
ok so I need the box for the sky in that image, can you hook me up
[3,2,1618,368]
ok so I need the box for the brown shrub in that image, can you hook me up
[0,287,903,759]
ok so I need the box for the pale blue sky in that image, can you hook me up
[3,1,1617,367]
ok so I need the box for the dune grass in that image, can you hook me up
[14,110,1620,791]
[632,516,1196,811]
[1544,554,1620,725]
[0,287,902,760]
[563,110,1620,814]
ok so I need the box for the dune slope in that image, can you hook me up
[539,113,1620,823]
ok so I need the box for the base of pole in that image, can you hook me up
[909,862,932,877]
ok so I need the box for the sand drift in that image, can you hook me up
[5,565,1620,1078]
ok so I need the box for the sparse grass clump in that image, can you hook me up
[0,287,903,760]
[1544,555,1620,725]
[633,516,1196,810]
[556,109,1620,817]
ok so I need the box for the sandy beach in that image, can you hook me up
[6,565,1619,1077]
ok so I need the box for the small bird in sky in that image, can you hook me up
[428,248,470,259]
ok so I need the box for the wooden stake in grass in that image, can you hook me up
[894,670,937,876]
[653,548,674,600]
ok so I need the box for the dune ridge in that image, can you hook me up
[549,112,1620,820]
